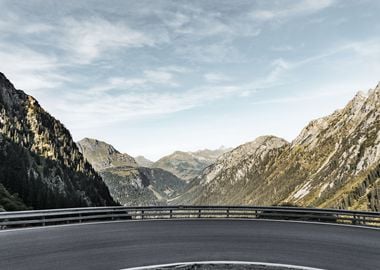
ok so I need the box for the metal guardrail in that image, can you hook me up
[1,205,379,230]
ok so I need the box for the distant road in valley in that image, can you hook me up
[1,219,379,270]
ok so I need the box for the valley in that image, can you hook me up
[0,72,379,211]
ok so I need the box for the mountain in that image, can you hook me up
[174,84,380,211]
[79,139,186,206]
[153,147,232,181]
[0,72,116,210]
[77,138,137,170]
[171,136,289,205]
[135,156,154,167]
[100,166,187,206]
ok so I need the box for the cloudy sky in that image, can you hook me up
[1,0,380,160]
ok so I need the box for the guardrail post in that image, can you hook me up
[1,219,7,230]
[141,210,144,220]
[226,209,230,218]
[170,209,173,219]
[352,215,357,225]
[42,216,46,226]
[198,209,201,218]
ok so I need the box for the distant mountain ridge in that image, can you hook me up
[134,156,154,167]
[0,72,115,210]
[78,138,186,206]
[153,147,232,181]
[77,138,137,170]
[174,84,380,211]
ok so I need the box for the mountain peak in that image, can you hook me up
[78,137,123,156]
[292,84,379,148]
[134,155,154,167]
[355,90,369,99]
[0,72,14,89]
[230,135,288,154]
[77,138,137,171]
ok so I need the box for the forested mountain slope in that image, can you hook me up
[0,72,115,210]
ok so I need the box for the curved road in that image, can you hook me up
[0,219,379,270]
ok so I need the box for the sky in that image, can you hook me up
[1,0,380,160]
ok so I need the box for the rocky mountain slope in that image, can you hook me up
[174,84,380,211]
[0,72,115,210]
[77,138,137,170]
[135,156,154,167]
[100,166,186,206]
[153,147,232,181]
[79,139,186,206]
[171,136,289,205]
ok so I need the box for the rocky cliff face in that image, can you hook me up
[0,72,116,210]
[78,138,186,206]
[174,84,380,211]
[153,147,232,181]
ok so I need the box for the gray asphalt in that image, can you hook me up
[0,219,379,270]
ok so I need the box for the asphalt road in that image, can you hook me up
[0,219,379,270]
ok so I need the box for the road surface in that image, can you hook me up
[1,219,379,270]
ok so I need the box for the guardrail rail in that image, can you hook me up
[1,205,379,229]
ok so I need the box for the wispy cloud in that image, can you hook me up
[271,45,295,52]
[59,17,157,63]
[53,83,247,129]
[143,70,177,85]
[251,0,335,22]
[158,65,192,74]
[0,0,379,158]
[204,73,232,83]
[175,42,247,63]
[0,8,53,36]
[251,79,376,106]
[276,38,380,71]
[252,87,348,105]
[53,61,299,129]
[89,68,180,94]
[160,3,261,38]
[0,44,65,91]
